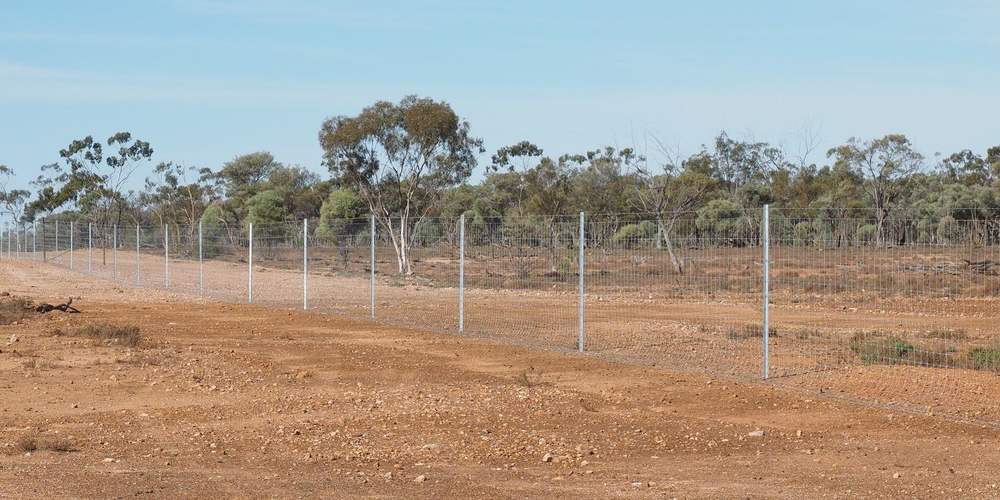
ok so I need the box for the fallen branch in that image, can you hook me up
[35,298,80,314]
[963,259,999,275]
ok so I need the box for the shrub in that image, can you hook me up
[849,332,915,365]
[316,188,366,241]
[793,221,813,244]
[611,222,655,248]
[855,224,877,243]
[245,190,289,226]
[199,205,229,258]
[696,198,742,236]
[56,324,141,347]
[411,219,445,245]
[968,346,1000,371]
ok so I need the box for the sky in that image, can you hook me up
[1,0,999,193]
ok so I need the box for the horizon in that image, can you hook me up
[2,1,999,194]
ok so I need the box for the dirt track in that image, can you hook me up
[1,261,1000,498]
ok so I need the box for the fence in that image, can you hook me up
[2,207,999,425]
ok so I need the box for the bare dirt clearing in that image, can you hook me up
[1,262,999,498]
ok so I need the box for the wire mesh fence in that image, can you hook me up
[3,207,999,425]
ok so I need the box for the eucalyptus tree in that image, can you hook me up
[319,96,483,275]
[828,134,923,246]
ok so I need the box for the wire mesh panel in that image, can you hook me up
[249,222,304,309]
[462,215,579,350]
[197,222,250,303]
[768,209,1000,422]
[369,217,460,334]
[307,216,373,321]
[586,213,764,378]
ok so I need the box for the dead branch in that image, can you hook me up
[35,298,80,314]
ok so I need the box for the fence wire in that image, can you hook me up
[4,209,1000,425]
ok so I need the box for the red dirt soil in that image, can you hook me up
[1,262,999,498]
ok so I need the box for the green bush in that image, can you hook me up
[611,221,655,248]
[849,333,915,365]
[968,346,1000,371]
[245,190,289,226]
[793,221,812,244]
[855,224,877,243]
[316,188,366,241]
[695,198,741,236]
[199,205,229,258]
[412,219,445,245]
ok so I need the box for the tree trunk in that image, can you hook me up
[660,219,683,274]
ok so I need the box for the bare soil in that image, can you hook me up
[2,262,1000,498]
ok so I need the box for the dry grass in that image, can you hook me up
[727,324,779,340]
[54,323,141,347]
[15,434,73,454]
[0,295,35,325]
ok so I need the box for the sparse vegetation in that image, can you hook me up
[727,324,778,340]
[14,434,73,454]
[968,346,1000,372]
[0,295,36,325]
[53,323,141,347]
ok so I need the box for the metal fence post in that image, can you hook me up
[578,212,586,352]
[762,204,771,380]
[41,221,46,263]
[459,213,465,334]
[33,222,37,261]
[164,224,170,288]
[198,220,204,295]
[370,214,376,320]
[69,221,74,270]
[55,220,59,263]
[248,223,254,304]
[303,219,308,310]
[87,223,92,272]
[113,224,118,280]
[136,225,141,286]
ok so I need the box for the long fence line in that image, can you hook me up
[2,207,1000,425]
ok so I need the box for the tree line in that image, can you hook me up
[1,95,998,274]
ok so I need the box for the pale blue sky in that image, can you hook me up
[1,0,998,192]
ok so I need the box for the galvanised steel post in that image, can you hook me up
[164,225,170,288]
[370,214,375,320]
[459,213,465,334]
[87,223,92,272]
[303,219,308,310]
[113,224,118,281]
[578,212,585,353]
[248,223,253,304]
[69,221,74,270]
[762,204,771,380]
[33,222,37,261]
[55,220,59,263]
[198,220,203,295]
[136,225,140,286]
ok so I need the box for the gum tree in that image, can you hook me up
[319,96,483,275]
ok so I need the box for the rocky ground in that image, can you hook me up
[1,261,999,498]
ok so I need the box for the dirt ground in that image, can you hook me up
[2,262,1000,498]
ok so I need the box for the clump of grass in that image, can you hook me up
[55,323,141,347]
[15,434,74,453]
[727,324,778,340]
[15,435,37,453]
[849,331,960,368]
[968,346,1000,371]
[0,295,36,325]
[515,367,542,388]
[923,329,967,341]
[849,332,917,365]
